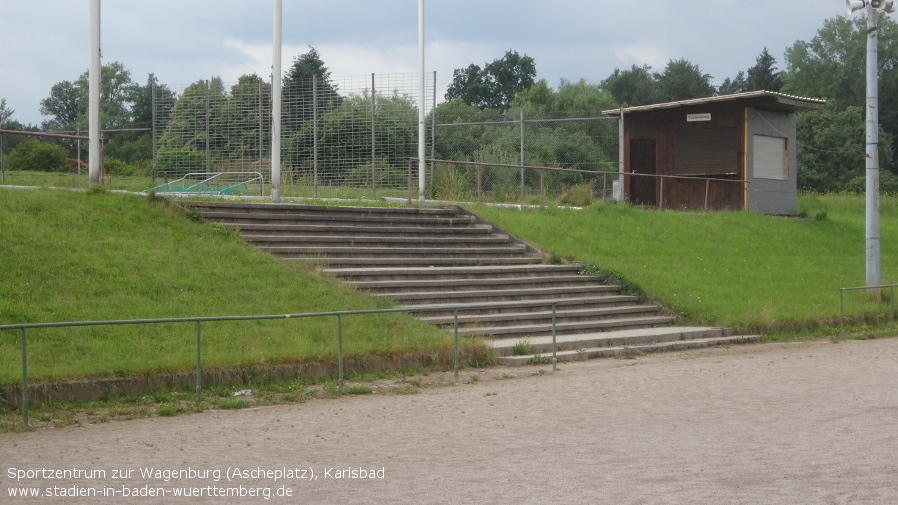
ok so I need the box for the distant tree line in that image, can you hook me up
[2,15,898,192]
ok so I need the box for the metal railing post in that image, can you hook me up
[891,286,895,330]
[552,303,558,372]
[407,158,413,206]
[21,328,28,428]
[337,314,344,394]
[195,321,202,404]
[453,308,459,383]
[839,288,845,338]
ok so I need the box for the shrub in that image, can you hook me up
[5,138,69,172]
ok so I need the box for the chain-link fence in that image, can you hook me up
[152,73,436,198]
[431,111,620,204]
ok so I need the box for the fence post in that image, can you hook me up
[659,177,664,211]
[540,168,545,205]
[313,76,319,198]
[371,73,377,198]
[520,110,525,199]
[337,314,344,394]
[704,179,710,211]
[195,321,202,404]
[205,80,211,174]
[407,158,413,205]
[839,288,845,338]
[21,328,28,428]
[891,286,895,330]
[453,308,459,383]
[552,303,558,372]
[603,173,607,202]
[477,166,483,200]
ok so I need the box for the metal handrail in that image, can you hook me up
[1,300,560,428]
[838,284,897,336]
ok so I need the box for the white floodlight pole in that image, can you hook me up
[418,0,426,203]
[271,0,283,203]
[848,0,895,288]
[866,4,882,288]
[88,0,101,186]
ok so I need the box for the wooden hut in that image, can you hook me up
[603,91,825,215]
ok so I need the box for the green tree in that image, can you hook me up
[796,105,894,191]
[5,138,69,172]
[0,98,14,127]
[283,46,341,131]
[600,64,656,106]
[654,59,715,102]
[718,71,747,95]
[746,48,784,92]
[445,50,536,112]
[784,15,898,172]
[226,74,271,161]
[40,80,84,131]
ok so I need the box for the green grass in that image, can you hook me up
[465,193,898,333]
[0,188,487,384]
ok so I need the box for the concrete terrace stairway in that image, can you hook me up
[186,201,760,365]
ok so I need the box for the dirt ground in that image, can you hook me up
[2,338,898,504]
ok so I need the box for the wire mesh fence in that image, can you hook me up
[152,73,436,198]
[431,111,620,203]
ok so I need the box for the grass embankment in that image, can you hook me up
[0,189,485,384]
[466,193,898,335]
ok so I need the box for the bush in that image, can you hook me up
[845,171,898,194]
[5,138,69,172]
[155,148,206,178]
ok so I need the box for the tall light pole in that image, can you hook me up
[88,0,101,187]
[418,0,426,203]
[271,0,283,203]
[847,0,896,288]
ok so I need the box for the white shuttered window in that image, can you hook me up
[753,135,787,180]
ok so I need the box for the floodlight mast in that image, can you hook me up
[88,0,101,186]
[847,0,896,288]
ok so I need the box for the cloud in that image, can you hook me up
[612,43,668,71]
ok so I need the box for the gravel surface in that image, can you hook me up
[2,338,898,504]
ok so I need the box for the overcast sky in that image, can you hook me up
[1,1,848,126]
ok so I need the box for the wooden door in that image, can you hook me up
[630,139,656,206]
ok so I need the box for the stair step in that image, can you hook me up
[454,316,677,338]
[242,235,512,246]
[326,265,581,281]
[382,285,619,303]
[399,296,640,316]
[225,223,497,236]
[259,245,527,257]
[201,211,475,227]
[419,306,661,326]
[496,335,764,366]
[347,275,602,292]
[288,256,545,267]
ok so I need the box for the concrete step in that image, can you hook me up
[491,327,731,356]
[494,333,764,366]
[381,285,621,305]
[200,210,475,227]
[399,296,641,319]
[242,234,513,247]
[453,315,678,338]
[288,256,546,268]
[222,223,498,237]
[258,245,528,258]
[419,305,662,327]
[326,265,583,282]
[346,274,602,293]
[187,201,461,217]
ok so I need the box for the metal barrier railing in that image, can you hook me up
[0,300,559,428]
[839,284,897,336]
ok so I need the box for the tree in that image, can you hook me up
[717,71,747,95]
[600,64,656,106]
[654,59,715,102]
[783,15,898,168]
[796,106,893,191]
[283,46,341,131]
[746,48,784,92]
[445,50,536,112]
[0,98,14,127]
[40,80,84,131]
